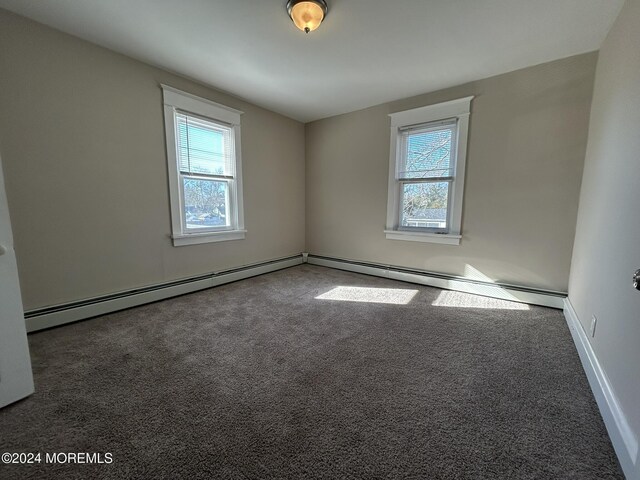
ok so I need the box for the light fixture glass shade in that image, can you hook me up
[287,0,327,33]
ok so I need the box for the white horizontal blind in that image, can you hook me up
[176,113,234,178]
[398,120,457,181]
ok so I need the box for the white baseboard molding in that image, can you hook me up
[564,298,638,479]
[25,255,303,333]
[307,255,566,309]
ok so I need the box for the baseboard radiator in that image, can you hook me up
[24,255,304,333]
[306,254,566,309]
[25,253,566,333]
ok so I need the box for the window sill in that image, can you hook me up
[384,230,461,245]
[171,229,246,247]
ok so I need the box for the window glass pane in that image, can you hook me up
[176,114,233,177]
[400,126,453,179]
[401,182,449,229]
[182,177,230,229]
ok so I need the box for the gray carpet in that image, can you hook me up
[0,265,623,479]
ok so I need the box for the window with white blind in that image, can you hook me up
[385,97,473,245]
[162,86,245,246]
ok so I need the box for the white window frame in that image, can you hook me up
[162,85,245,247]
[385,96,473,246]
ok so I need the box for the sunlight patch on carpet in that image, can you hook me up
[315,286,418,305]
[432,290,529,310]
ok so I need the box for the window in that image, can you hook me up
[162,85,245,246]
[385,97,473,245]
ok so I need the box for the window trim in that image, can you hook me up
[386,96,473,246]
[162,85,245,246]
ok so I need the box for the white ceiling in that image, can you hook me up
[0,0,624,122]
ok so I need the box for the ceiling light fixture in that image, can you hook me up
[286,0,328,34]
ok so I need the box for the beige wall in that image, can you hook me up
[568,0,640,473]
[0,8,601,308]
[306,53,597,292]
[0,10,305,310]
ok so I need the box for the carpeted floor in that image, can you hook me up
[0,265,623,479]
